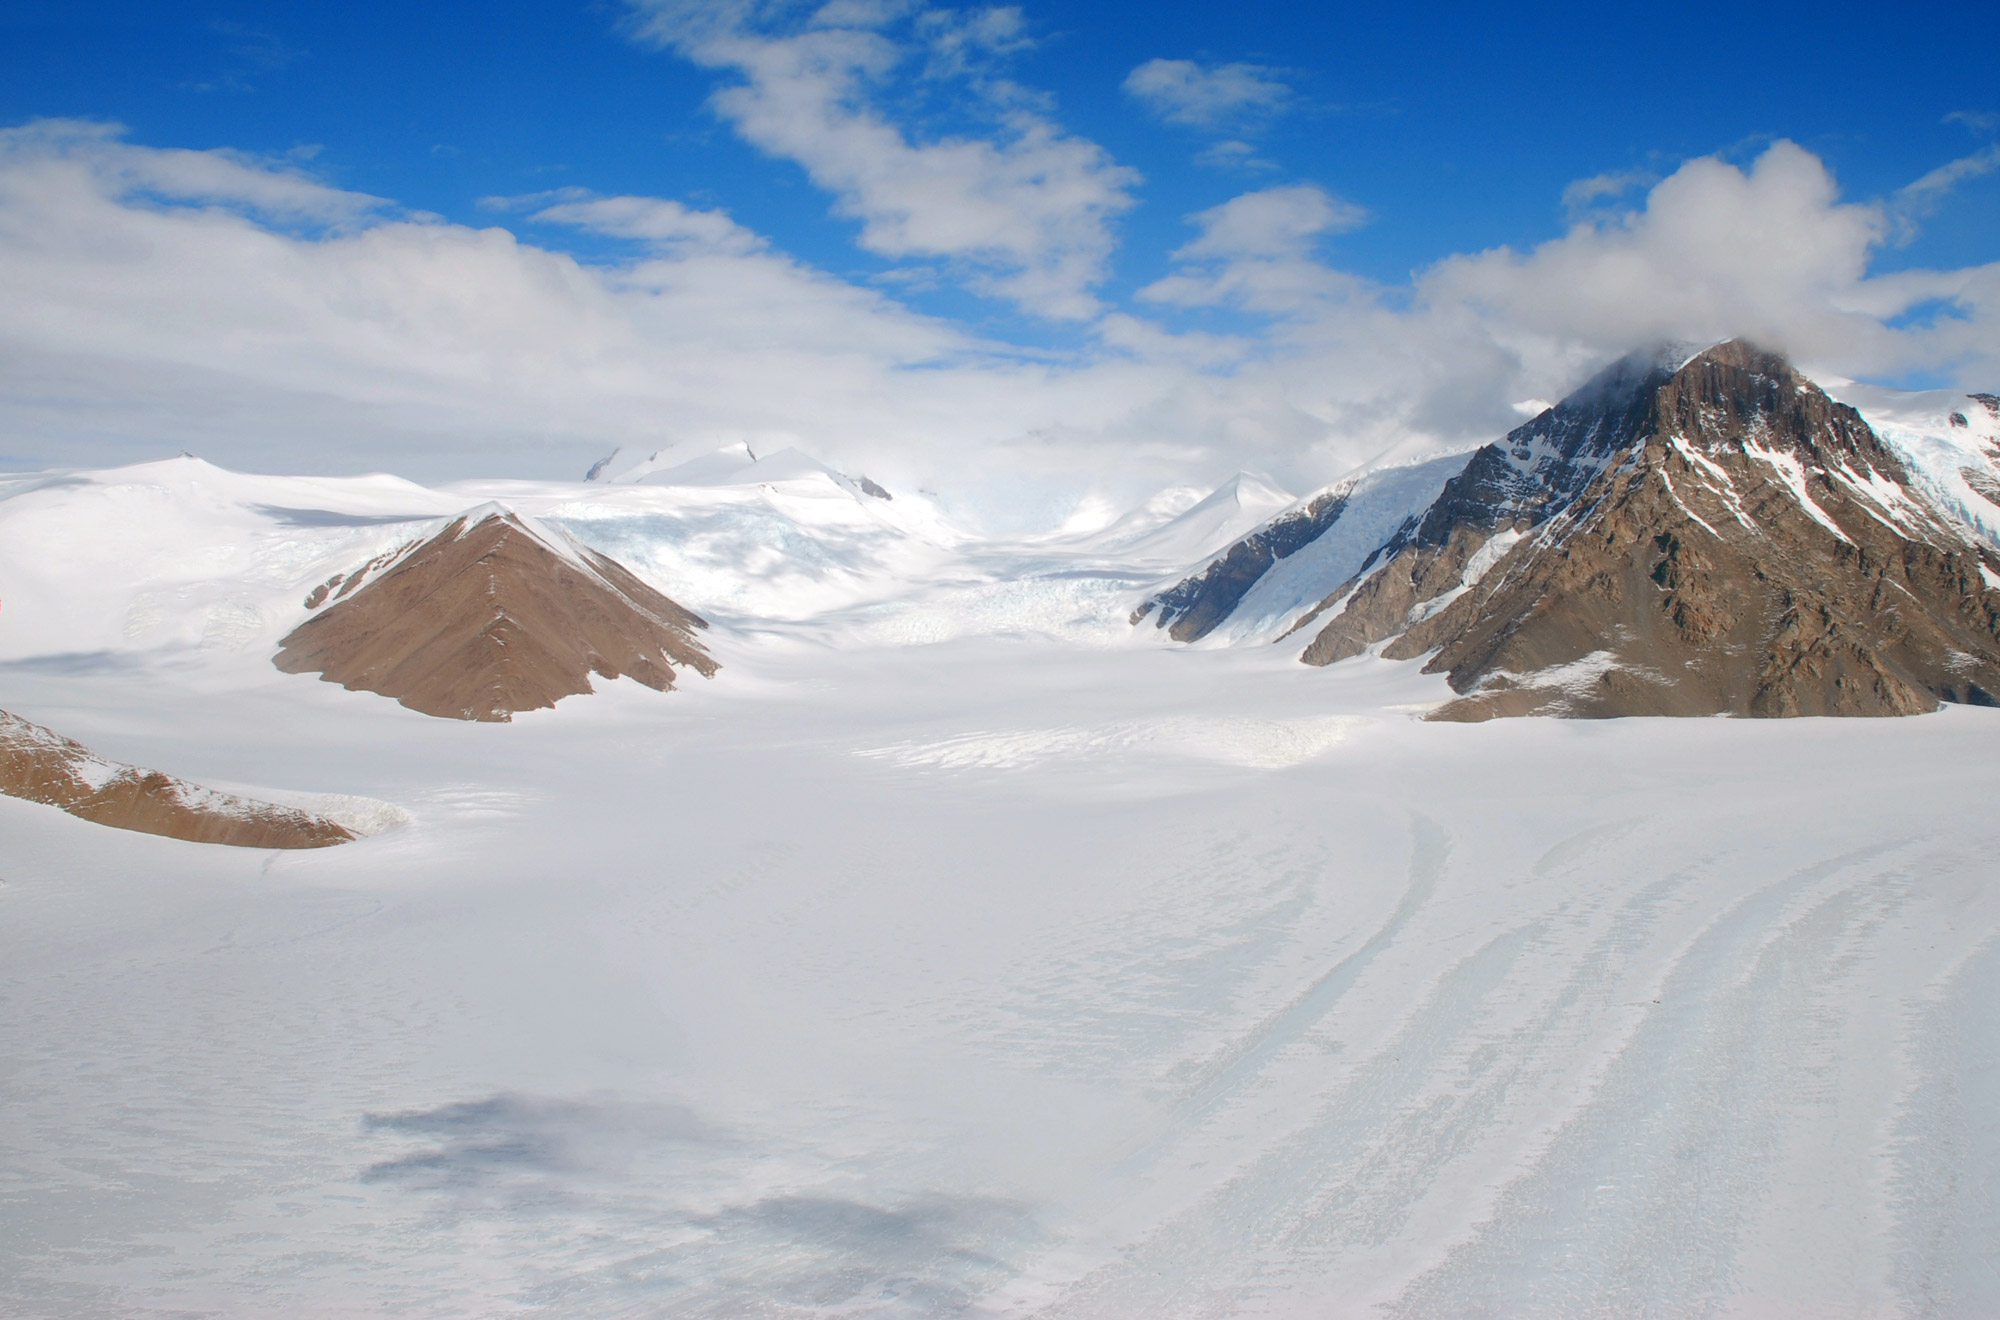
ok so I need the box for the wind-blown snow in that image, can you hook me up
[2,438,1998,1318]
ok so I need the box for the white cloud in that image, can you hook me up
[0,121,1220,526]
[0,118,387,228]
[1559,169,1655,218]
[1193,139,1278,173]
[1890,142,2000,237]
[1140,185,1368,313]
[1122,59,1290,130]
[1174,185,1367,259]
[1418,140,2000,380]
[622,0,1138,320]
[527,194,769,256]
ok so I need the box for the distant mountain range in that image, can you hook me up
[1137,340,2000,718]
[2,340,1996,752]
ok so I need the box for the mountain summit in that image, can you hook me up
[1142,341,2000,718]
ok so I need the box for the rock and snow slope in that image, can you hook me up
[1142,341,2000,719]
[0,706,355,847]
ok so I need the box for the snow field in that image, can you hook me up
[2,635,1997,1317]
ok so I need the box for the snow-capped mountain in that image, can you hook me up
[1073,471,1298,567]
[1141,341,2000,718]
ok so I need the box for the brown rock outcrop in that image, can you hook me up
[275,507,717,721]
[0,709,355,848]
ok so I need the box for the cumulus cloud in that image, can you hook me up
[621,0,1138,320]
[1122,59,1290,130]
[1174,185,1367,259]
[1419,140,2000,381]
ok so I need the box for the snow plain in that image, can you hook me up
[2,453,1999,1318]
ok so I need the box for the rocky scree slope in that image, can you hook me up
[1144,341,2000,719]
[275,507,716,722]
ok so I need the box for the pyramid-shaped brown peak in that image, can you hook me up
[276,507,718,721]
[1659,339,1902,476]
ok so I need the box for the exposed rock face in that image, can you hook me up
[1292,347,1686,665]
[0,709,355,848]
[1143,340,2000,719]
[275,507,717,722]
[1396,342,2000,719]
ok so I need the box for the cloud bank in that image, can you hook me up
[0,106,1994,528]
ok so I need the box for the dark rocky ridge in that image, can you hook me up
[276,508,716,722]
[0,708,355,848]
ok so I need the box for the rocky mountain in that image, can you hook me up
[0,708,354,848]
[1140,341,2000,718]
[275,506,717,722]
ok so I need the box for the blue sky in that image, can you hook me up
[1,0,1997,505]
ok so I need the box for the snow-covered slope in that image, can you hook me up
[0,451,1325,674]
[1170,454,1472,647]
[0,451,971,666]
[0,457,460,663]
[1828,381,2000,548]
